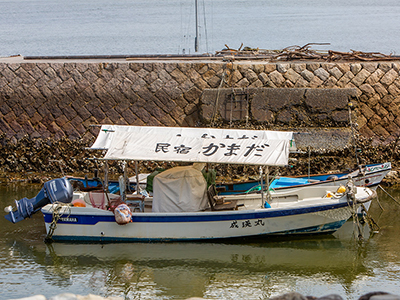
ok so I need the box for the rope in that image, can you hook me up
[345,177,364,241]
[351,199,364,241]
[211,63,229,127]
[49,160,65,176]
[348,102,360,166]
[374,187,385,211]
[345,177,381,241]
[44,203,71,242]
[361,203,380,232]
[378,184,400,206]
[355,184,400,238]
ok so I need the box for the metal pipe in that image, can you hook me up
[266,166,271,206]
[259,166,264,208]
[104,161,109,193]
[135,161,140,195]
[195,0,199,52]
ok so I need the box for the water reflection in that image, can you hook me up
[4,231,372,299]
[1,185,400,299]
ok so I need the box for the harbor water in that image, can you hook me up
[0,0,400,57]
[1,183,400,299]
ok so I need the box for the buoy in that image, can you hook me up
[336,185,346,194]
[72,198,86,207]
[114,204,132,225]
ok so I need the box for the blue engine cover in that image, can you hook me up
[4,177,73,223]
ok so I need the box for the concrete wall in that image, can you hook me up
[1,58,400,145]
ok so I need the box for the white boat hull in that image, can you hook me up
[42,186,375,242]
[272,163,391,192]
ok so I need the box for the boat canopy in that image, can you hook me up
[93,125,293,166]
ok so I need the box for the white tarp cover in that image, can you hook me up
[99,125,293,166]
[91,125,294,148]
[152,164,209,212]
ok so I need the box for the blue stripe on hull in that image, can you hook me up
[48,220,346,243]
[43,202,351,225]
[270,219,347,235]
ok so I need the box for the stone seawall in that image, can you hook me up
[1,56,400,176]
[1,57,400,143]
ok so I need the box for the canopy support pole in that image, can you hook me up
[260,166,264,208]
[308,146,311,181]
[135,161,140,195]
[104,161,109,193]
[266,166,271,206]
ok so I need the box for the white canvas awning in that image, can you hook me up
[95,125,293,166]
[91,125,294,150]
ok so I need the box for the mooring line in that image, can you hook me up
[374,188,385,211]
[361,203,380,233]
[378,185,400,206]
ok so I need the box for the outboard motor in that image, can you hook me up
[4,177,73,223]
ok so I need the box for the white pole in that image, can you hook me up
[259,166,264,208]
[104,161,109,193]
[194,0,199,52]
[135,161,140,195]
[266,166,271,206]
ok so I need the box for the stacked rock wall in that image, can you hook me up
[1,58,400,145]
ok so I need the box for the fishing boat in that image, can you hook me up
[218,162,391,195]
[68,162,390,195]
[4,126,376,242]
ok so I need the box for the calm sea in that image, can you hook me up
[0,0,400,57]
[1,183,400,299]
